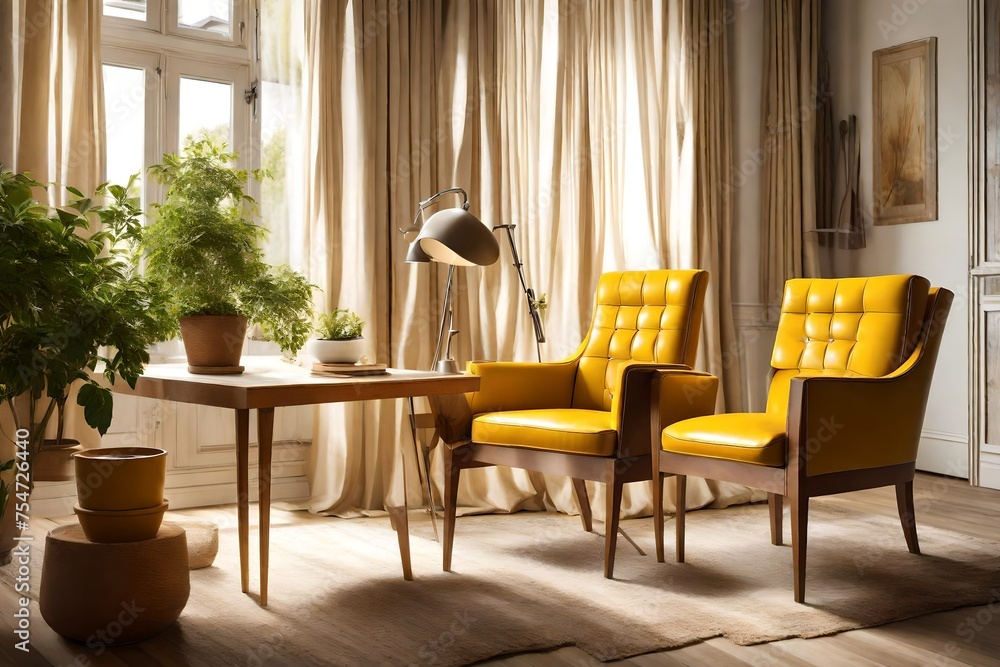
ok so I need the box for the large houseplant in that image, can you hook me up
[0,169,173,561]
[142,138,313,371]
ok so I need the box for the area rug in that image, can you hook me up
[3,501,999,666]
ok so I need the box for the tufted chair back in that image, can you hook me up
[571,270,708,411]
[766,275,930,416]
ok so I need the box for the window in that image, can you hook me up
[101,0,299,268]
[101,0,256,219]
[176,0,234,38]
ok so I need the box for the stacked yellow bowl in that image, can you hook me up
[72,447,168,543]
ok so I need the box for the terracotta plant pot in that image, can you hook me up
[305,337,366,363]
[179,314,248,373]
[74,501,169,543]
[33,439,84,482]
[74,447,167,511]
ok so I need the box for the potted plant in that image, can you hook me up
[0,169,173,562]
[306,308,366,363]
[141,138,314,373]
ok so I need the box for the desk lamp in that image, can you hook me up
[401,187,499,373]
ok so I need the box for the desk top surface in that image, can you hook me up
[106,357,480,409]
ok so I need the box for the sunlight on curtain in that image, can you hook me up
[260,0,306,270]
[0,0,106,454]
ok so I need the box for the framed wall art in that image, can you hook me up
[872,37,938,225]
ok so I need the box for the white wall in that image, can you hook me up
[823,0,970,478]
[728,0,970,477]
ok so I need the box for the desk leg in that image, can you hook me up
[257,407,275,607]
[388,398,413,581]
[235,409,250,594]
[407,397,439,543]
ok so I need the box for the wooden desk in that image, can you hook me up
[107,357,479,606]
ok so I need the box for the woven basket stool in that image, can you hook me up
[40,522,190,644]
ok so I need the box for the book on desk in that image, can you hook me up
[311,362,389,377]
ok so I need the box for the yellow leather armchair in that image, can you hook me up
[650,275,954,602]
[443,269,718,578]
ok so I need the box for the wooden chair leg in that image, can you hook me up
[675,474,687,563]
[895,480,920,555]
[652,471,665,563]
[604,475,624,579]
[442,446,462,572]
[571,478,593,532]
[791,494,809,603]
[768,493,783,546]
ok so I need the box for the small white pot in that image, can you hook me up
[306,337,366,364]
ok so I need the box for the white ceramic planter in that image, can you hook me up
[305,337,366,364]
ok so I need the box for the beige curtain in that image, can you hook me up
[760,0,823,310]
[0,0,105,454]
[0,0,104,202]
[298,0,760,520]
[685,1,743,414]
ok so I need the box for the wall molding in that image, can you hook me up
[921,428,968,444]
[732,302,777,412]
[732,302,776,327]
[31,473,310,518]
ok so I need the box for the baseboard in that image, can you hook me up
[979,454,1000,489]
[916,430,969,479]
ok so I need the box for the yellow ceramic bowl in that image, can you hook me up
[74,501,169,543]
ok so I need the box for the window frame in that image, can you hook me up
[101,0,262,214]
[166,0,250,48]
[101,46,164,211]
[101,0,163,35]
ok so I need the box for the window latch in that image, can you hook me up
[244,80,258,122]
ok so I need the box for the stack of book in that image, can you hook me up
[311,362,388,377]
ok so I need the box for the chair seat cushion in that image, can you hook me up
[472,409,617,457]
[662,413,786,467]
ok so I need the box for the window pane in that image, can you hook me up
[103,0,146,21]
[178,78,233,150]
[103,64,146,200]
[178,0,232,37]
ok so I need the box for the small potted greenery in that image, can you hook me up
[142,138,314,373]
[0,169,173,562]
[306,308,366,363]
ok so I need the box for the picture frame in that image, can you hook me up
[872,37,938,225]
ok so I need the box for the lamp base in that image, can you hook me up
[436,359,461,374]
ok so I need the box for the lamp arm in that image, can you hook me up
[494,224,546,358]
[432,264,456,369]
[400,187,470,237]
[419,186,470,211]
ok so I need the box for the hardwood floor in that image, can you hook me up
[484,473,1000,667]
[2,472,999,666]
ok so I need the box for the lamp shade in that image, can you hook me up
[415,208,500,267]
[405,240,432,263]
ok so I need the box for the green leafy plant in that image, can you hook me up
[142,137,314,354]
[315,308,365,340]
[0,168,173,511]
